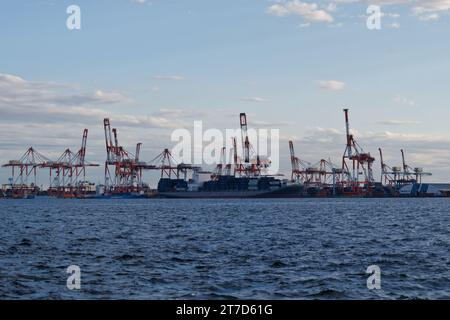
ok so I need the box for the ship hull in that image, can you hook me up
[159,184,302,199]
[88,193,148,199]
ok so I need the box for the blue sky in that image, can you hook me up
[1,0,450,185]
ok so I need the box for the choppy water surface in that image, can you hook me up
[0,198,449,299]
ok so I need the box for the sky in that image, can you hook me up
[1,0,450,186]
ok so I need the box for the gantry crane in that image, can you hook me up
[341,108,375,195]
[289,140,340,193]
[103,118,150,194]
[234,113,270,177]
[2,147,51,198]
[379,148,402,186]
[45,129,98,198]
[400,149,432,184]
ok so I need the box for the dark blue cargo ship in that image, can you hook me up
[157,175,302,198]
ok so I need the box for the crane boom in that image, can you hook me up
[104,118,113,162]
[79,129,88,165]
[232,137,238,168]
[112,128,120,159]
[240,113,250,163]
[401,149,408,177]
[289,141,296,172]
[343,108,352,158]
[379,148,385,173]
[135,143,142,162]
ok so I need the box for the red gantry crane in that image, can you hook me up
[149,148,179,179]
[45,129,99,198]
[232,136,245,176]
[2,147,51,198]
[148,148,200,180]
[103,118,150,195]
[340,108,375,195]
[288,140,305,183]
[234,113,270,177]
[289,140,341,195]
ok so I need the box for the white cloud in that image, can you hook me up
[151,108,207,119]
[267,3,290,16]
[418,13,440,21]
[387,12,401,18]
[411,0,450,14]
[318,80,346,91]
[0,73,27,85]
[152,75,184,81]
[240,96,267,103]
[386,22,401,28]
[0,73,191,130]
[93,90,129,103]
[326,0,450,22]
[297,22,312,28]
[326,3,338,12]
[267,1,334,23]
[394,94,416,106]
[251,119,293,128]
[0,73,130,107]
[378,120,420,125]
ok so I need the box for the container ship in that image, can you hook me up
[156,112,302,198]
[157,171,302,199]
